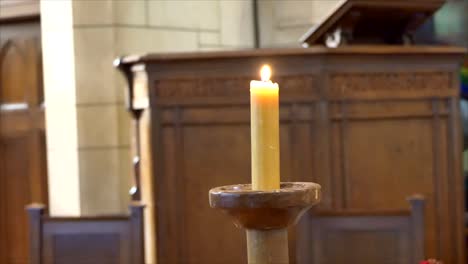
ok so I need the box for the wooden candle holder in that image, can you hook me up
[209,182,321,264]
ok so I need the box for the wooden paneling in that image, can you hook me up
[344,119,433,209]
[1,136,30,264]
[153,103,316,263]
[0,21,46,264]
[118,47,466,263]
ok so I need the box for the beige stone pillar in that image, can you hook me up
[41,0,81,216]
[41,0,132,216]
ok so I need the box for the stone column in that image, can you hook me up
[41,0,81,216]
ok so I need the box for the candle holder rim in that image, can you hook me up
[209,182,321,209]
[208,182,321,230]
[209,182,320,194]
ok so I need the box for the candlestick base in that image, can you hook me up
[209,182,321,264]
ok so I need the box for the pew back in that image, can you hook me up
[300,196,425,264]
[27,203,144,264]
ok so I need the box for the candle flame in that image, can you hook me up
[260,65,271,82]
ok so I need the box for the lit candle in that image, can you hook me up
[250,65,280,190]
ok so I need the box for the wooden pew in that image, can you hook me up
[298,195,425,263]
[27,203,144,264]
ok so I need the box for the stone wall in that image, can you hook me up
[42,0,255,216]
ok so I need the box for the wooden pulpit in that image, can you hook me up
[115,0,466,263]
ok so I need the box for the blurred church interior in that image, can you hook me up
[1,0,468,263]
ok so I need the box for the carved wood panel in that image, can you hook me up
[329,72,456,99]
[130,50,465,264]
[0,21,46,264]
[151,75,319,107]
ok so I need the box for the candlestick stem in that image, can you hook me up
[247,229,289,264]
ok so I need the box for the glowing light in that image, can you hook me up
[260,65,271,82]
